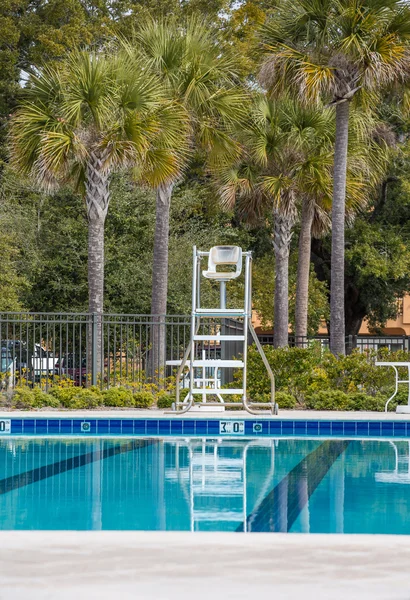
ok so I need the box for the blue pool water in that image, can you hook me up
[0,437,409,533]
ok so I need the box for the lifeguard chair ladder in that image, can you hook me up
[171,246,278,415]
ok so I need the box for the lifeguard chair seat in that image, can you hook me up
[202,246,242,281]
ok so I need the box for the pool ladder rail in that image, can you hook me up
[169,245,278,415]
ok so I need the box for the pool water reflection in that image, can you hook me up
[0,437,409,533]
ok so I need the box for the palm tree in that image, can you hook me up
[218,95,333,347]
[10,50,186,373]
[122,17,247,372]
[295,111,393,343]
[260,0,410,354]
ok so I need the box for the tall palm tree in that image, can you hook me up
[260,0,410,354]
[10,50,186,372]
[218,95,333,347]
[295,111,393,343]
[122,17,247,372]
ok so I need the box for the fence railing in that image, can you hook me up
[255,334,410,353]
[0,312,408,391]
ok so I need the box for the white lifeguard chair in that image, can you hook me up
[170,245,277,414]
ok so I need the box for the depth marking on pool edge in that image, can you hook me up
[238,440,350,533]
[0,439,156,495]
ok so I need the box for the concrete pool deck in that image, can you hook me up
[1,531,410,599]
[1,408,410,419]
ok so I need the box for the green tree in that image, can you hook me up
[217,95,335,347]
[9,50,186,369]
[260,0,410,354]
[122,17,247,368]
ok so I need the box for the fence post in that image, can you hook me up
[92,312,97,387]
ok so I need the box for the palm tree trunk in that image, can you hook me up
[273,208,293,348]
[330,101,349,357]
[150,181,174,379]
[85,152,110,380]
[295,199,314,346]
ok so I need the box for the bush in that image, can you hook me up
[275,391,297,409]
[49,386,79,407]
[102,387,135,407]
[252,391,297,409]
[12,387,60,409]
[350,392,385,411]
[305,390,355,411]
[156,392,175,409]
[244,345,323,401]
[133,391,154,408]
[68,388,103,409]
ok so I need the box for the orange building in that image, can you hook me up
[252,295,410,337]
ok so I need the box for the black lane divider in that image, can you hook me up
[0,439,155,495]
[238,440,350,532]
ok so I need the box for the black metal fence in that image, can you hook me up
[0,313,191,391]
[0,312,408,391]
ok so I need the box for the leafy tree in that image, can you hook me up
[9,49,186,373]
[122,17,247,368]
[260,0,410,354]
[252,253,329,335]
[312,163,410,335]
[217,95,335,347]
[295,110,391,341]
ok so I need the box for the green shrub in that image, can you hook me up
[12,387,60,409]
[350,392,385,411]
[275,391,297,409]
[68,388,103,409]
[102,387,134,407]
[133,391,154,408]
[244,345,323,400]
[49,386,79,407]
[305,390,355,411]
[252,391,297,409]
[156,392,175,409]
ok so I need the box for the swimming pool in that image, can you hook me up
[1,436,409,533]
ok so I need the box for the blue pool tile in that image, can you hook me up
[269,420,281,435]
[146,420,158,435]
[332,422,344,436]
[207,421,219,435]
[195,420,207,435]
[171,420,182,434]
[294,421,306,435]
[23,419,35,434]
[72,420,84,433]
[282,421,294,435]
[121,420,134,435]
[109,419,121,434]
[60,419,72,434]
[11,420,22,434]
[306,421,319,435]
[356,422,369,436]
[182,420,195,435]
[133,420,146,434]
[245,421,255,435]
[47,420,60,434]
[369,422,381,436]
[393,422,406,437]
[35,419,48,434]
[319,421,331,435]
[381,422,394,437]
[343,422,356,436]
[97,420,109,434]
[158,420,171,435]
